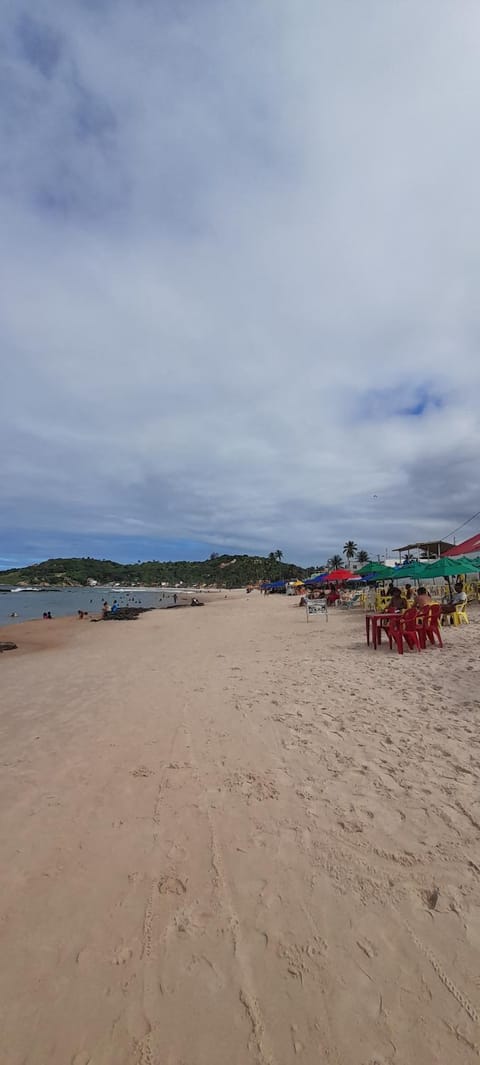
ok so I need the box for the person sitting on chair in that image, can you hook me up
[415,586,432,609]
[442,581,467,617]
[384,588,405,613]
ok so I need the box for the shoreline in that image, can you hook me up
[0,587,226,630]
[0,614,93,656]
[0,591,227,652]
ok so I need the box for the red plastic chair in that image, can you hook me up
[419,604,443,648]
[387,608,421,654]
[386,614,404,653]
[401,607,422,652]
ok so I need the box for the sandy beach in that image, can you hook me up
[1,592,480,1065]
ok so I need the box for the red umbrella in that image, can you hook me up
[327,568,355,581]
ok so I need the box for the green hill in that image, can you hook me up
[0,554,312,589]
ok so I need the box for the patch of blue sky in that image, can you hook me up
[357,384,445,422]
[16,12,62,79]
[70,75,117,143]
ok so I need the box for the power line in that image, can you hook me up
[443,508,480,541]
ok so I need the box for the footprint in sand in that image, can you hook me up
[174,905,211,937]
[166,842,188,862]
[158,874,187,895]
[112,945,133,965]
[421,885,439,910]
[186,954,225,992]
[226,770,280,801]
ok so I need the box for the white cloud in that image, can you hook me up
[1,0,480,564]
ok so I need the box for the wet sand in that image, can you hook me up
[0,616,89,656]
[1,592,480,1064]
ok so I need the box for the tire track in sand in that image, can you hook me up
[405,922,480,1026]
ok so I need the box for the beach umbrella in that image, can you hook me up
[391,561,429,580]
[420,556,478,578]
[358,562,395,579]
[415,555,478,599]
[422,556,478,577]
[358,562,387,576]
[456,555,480,573]
[458,556,478,571]
[327,568,355,581]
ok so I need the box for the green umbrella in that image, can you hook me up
[417,555,478,601]
[358,562,394,578]
[391,561,429,580]
[424,556,478,578]
[457,555,480,573]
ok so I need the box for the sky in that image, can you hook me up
[1,0,480,569]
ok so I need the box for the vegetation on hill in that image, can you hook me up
[0,554,311,589]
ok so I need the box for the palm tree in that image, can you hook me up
[343,540,358,565]
[275,549,283,562]
[357,549,370,564]
[328,554,343,570]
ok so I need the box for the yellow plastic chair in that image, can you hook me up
[452,602,469,625]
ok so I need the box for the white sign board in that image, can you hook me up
[305,599,328,621]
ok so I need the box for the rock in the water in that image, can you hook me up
[103,607,153,621]
[0,642,17,653]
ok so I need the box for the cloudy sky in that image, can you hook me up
[1,1,480,568]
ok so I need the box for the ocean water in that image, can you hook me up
[0,587,180,626]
